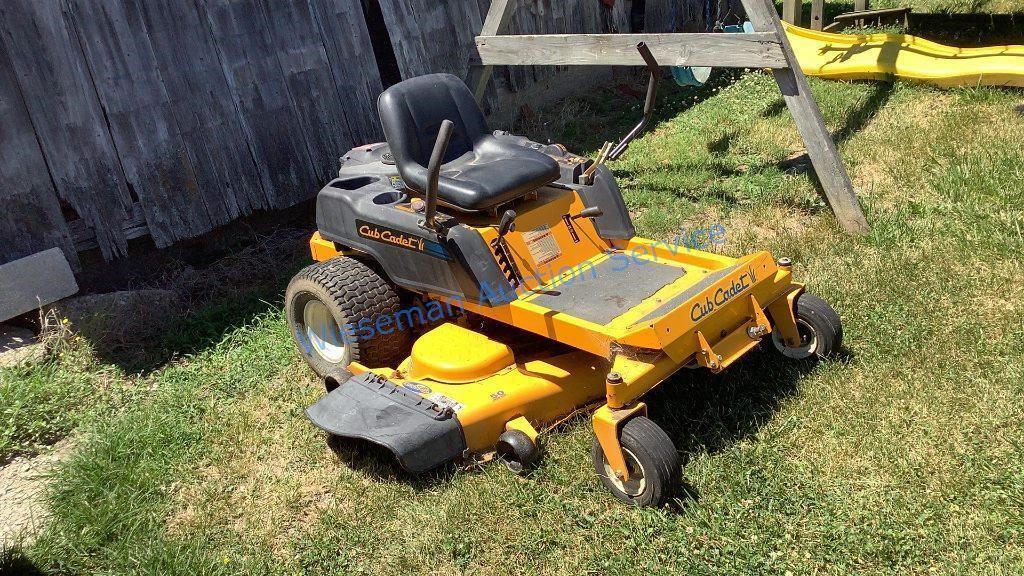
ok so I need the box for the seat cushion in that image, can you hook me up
[434,137,560,211]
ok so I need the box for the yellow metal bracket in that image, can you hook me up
[592,402,647,481]
[695,330,722,371]
[747,294,771,339]
[505,416,539,443]
[696,295,775,373]
[309,232,346,262]
[766,285,804,348]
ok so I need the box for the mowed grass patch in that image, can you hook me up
[10,73,1024,574]
[872,0,1024,13]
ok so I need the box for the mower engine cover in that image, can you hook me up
[305,372,466,472]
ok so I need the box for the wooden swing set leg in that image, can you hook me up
[466,0,516,103]
[742,0,870,234]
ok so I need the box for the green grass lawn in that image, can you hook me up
[872,0,1024,13]
[3,71,1024,574]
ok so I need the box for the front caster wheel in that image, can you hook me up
[496,429,539,474]
[591,416,681,507]
[771,293,843,360]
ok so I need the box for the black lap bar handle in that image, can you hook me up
[421,118,455,232]
[608,42,661,161]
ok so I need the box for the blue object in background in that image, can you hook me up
[671,21,755,87]
[671,66,712,87]
[723,21,756,33]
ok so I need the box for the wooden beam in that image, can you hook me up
[741,0,869,233]
[475,33,787,68]
[832,6,911,20]
[467,0,517,103]
[810,0,825,30]
[480,0,516,36]
[829,7,911,29]
[855,0,869,11]
[782,0,802,25]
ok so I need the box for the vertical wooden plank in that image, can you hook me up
[0,0,134,259]
[782,0,802,25]
[502,0,539,90]
[810,0,825,30]
[376,0,484,80]
[499,0,609,92]
[66,0,209,248]
[308,0,384,143]
[136,0,271,227]
[259,0,358,183]
[742,0,869,233]
[854,0,869,11]
[646,0,706,33]
[201,0,319,208]
[468,0,516,101]
[0,37,78,266]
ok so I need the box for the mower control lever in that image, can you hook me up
[421,119,455,232]
[572,206,604,220]
[497,210,517,238]
[607,42,661,161]
[491,210,524,287]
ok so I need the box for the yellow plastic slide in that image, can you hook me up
[784,22,1024,88]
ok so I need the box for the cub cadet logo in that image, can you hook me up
[357,221,424,251]
[690,266,759,322]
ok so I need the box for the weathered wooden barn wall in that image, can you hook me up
[0,0,381,265]
[0,37,80,268]
[648,0,748,32]
[0,0,728,269]
[373,0,632,106]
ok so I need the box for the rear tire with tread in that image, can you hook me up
[286,257,411,377]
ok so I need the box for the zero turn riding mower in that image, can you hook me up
[285,45,843,507]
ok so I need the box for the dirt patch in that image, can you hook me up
[0,325,44,368]
[44,290,181,352]
[718,206,815,252]
[0,438,75,547]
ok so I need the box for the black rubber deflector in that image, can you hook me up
[305,372,466,473]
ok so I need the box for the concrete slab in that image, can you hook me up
[0,248,78,322]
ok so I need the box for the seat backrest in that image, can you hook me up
[377,74,488,183]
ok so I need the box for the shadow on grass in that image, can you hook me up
[764,81,895,206]
[325,435,463,490]
[523,68,748,156]
[76,230,314,375]
[833,81,897,144]
[0,544,44,576]
[649,342,855,511]
[613,159,749,206]
[316,341,855,506]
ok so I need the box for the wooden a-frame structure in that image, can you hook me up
[466,0,869,234]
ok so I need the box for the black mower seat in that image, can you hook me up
[378,73,560,211]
